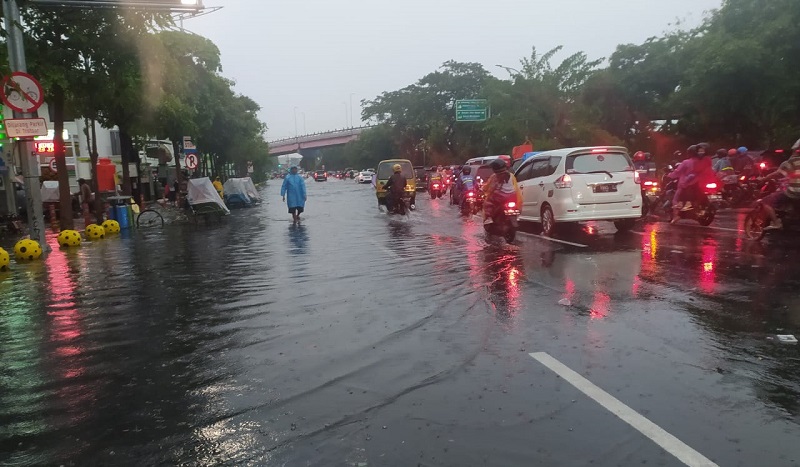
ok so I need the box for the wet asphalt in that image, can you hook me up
[1,178,799,466]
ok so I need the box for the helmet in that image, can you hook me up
[490,159,507,173]
[633,151,646,161]
[715,149,727,158]
[738,146,748,154]
[461,166,472,175]
[727,149,738,156]
[696,143,710,157]
[392,164,402,173]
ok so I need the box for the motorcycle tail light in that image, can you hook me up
[705,183,718,190]
[467,192,475,197]
[506,201,517,208]
[760,162,767,169]
[644,181,653,186]
[740,176,746,181]
[433,184,439,188]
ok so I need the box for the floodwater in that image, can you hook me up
[1,179,799,466]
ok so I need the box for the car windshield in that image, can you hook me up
[378,163,414,179]
[566,152,632,174]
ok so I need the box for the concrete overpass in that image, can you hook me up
[268,126,370,156]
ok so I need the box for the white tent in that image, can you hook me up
[187,177,229,214]
[242,177,261,201]
[41,181,60,203]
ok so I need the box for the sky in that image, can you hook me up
[187,0,722,142]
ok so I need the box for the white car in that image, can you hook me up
[515,146,643,235]
[356,171,373,183]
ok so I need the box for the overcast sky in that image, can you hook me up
[188,0,722,141]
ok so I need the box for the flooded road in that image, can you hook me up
[1,178,799,466]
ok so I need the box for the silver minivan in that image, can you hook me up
[514,146,643,235]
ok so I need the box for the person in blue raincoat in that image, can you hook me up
[281,165,307,222]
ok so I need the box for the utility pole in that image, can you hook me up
[3,0,47,249]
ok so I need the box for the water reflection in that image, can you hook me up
[288,223,309,254]
[480,248,524,326]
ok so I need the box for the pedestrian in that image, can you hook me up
[281,165,307,223]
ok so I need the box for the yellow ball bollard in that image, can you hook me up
[0,247,9,271]
[85,224,106,240]
[14,239,43,261]
[101,219,121,234]
[57,229,82,248]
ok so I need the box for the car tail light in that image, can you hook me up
[644,181,653,186]
[554,174,572,189]
[591,148,608,153]
[634,171,641,184]
[705,182,718,190]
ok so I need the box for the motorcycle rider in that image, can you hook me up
[713,148,735,174]
[732,146,752,174]
[668,143,714,221]
[428,166,443,192]
[454,166,476,206]
[760,148,800,230]
[482,159,522,224]
[382,164,407,212]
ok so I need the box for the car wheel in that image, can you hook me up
[614,219,636,232]
[541,206,556,236]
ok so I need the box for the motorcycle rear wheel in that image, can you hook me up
[697,207,715,226]
[743,211,767,240]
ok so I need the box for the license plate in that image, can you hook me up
[708,194,722,201]
[593,184,617,193]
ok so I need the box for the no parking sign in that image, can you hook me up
[184,153,198,170]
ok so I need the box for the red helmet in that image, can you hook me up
[633,151,646,161]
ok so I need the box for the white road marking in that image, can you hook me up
[517,231,588,248]
[529,352,718,467]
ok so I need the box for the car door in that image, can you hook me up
[515,160,535,218]
[518,158,550,219]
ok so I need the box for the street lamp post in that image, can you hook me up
[349,93,355,127]
[342,102,348,128]
[495,64,522,78]
[302,112,306,134]
[293,106,298,138]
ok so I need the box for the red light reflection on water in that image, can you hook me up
[590,291,611,320]
[699,240,717,293]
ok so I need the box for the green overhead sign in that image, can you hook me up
[455,99,488,122]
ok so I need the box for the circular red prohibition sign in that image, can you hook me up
[2,72,45,113]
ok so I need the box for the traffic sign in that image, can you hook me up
[49,158,57,172]
[183,135,196,151]
[5,118,48,137]
[455,99,489,122]
[184,153,199,170]
[2,72,44,113]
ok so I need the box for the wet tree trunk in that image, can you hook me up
[52,83,74,230]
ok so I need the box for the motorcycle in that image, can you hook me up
[460,189,481,216]
[659,178,718,226]
[429,181,444,199]
[483,200,520,242]
[744,200,800,241]
[640,177,660,217]
[385,192,411,216]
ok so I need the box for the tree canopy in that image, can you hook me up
[336,0,800,171]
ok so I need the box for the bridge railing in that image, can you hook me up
[267,125,373,145]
